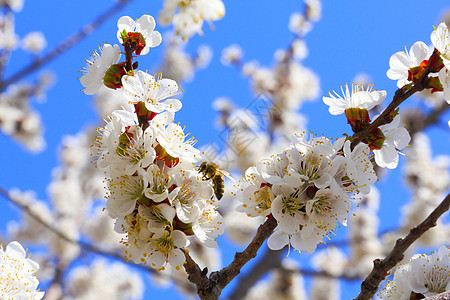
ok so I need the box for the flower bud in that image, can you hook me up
[154,144,180,167]
[427,76,444,93]
[407,59,429,83]
[363,127,385,150]
[428,49,444,73]
[344,107,371,132]
[116,128,134,156]
[104,62,126,90]
[173,217,195,236]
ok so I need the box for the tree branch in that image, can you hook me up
[286,267,362,282]
[406,101,450,136]
[350,52,435,150]
[228,248,284,300]
[0,0,134,91]
[184,217,278,300]
[356,192,450,300]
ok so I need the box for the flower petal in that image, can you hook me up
[267,230,289,250]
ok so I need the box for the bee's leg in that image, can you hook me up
[204,173,214,180]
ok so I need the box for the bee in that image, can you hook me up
[198,162,234,200]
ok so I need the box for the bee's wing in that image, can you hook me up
[218,169,236,182]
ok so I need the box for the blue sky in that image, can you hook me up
[1,0,449,299]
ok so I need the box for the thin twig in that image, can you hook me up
[406,102,450,136]
[356,192,450,300]
[0,0,134,91]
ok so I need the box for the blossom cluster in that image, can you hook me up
[379,246,450,299]
[158,0,225,40]
[0,1,50,152]
[399,133,450,246]
[0,241,44,300]
[0,80,49,152]
[66,259,144,300]
[323,82,411,169]
[238,133,377,253]
[387,22,450,105]
[82,14,225,271]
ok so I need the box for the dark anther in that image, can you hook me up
[201,267,208,276]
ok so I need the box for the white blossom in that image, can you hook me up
[312,246,347,277]
[22,31,47,54]
[221,44,243,66]
[379,246,450,298]
[122,71,182,113]
[340,140,377,195]
[323,82,386,115]
[438,67,450,104]
[95,108,138,169]
[153,118,202,163]
[305,0,322,22]
[108,125,157,176]
[0,13,18,50]
[106,173,147,218]
[289,12,312,36]
[79,43,121,95]
[144,164,171,203]
[168,170,213,223]
[284,135,336,189]
[3,0,23,11]
[431,22,450,63]
[386,41,431,88]
[147,229,189,271]
[373,114,411,169]
[240,134,377,254]
[158,0,225,39]
[117,15,162,55]
[0,241,44,300]
[67,260,143,300]
[159,35,212,82]
[238,164,276,218]
[192,201,225,247]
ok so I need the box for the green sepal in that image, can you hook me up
[388,108,400,122]
[345,107,371,133]
[427,76,444,93]
[116,131,132,156]
[137,194,151,207]
[363,128,385,151]
[173,218,195,236]
[104,62,126,90]
[120,29,128,41]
